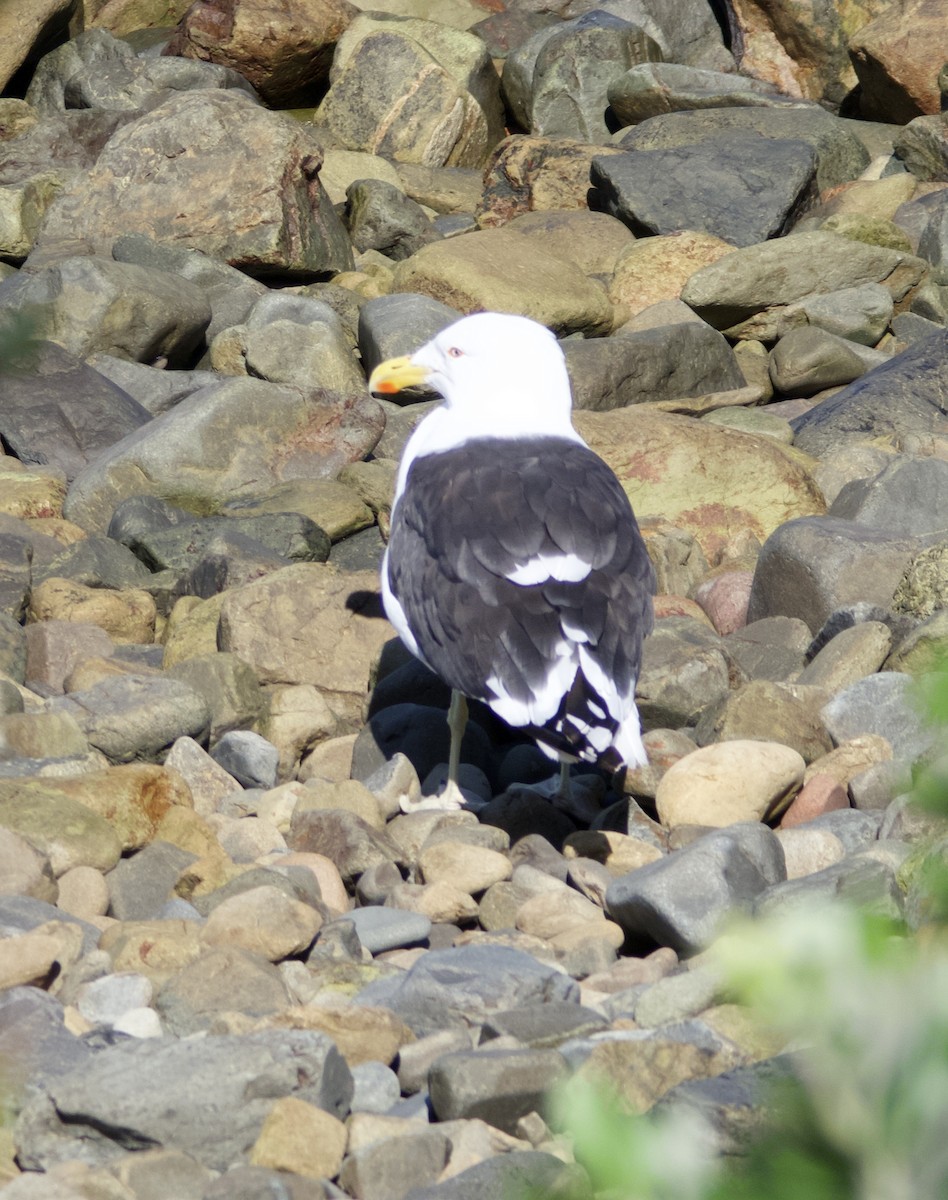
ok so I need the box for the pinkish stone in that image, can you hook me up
[24,620,115,693]
[653,595,714,625]
[694,571,754,635]
[779,772,850,829]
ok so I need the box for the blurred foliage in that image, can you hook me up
[546,667,948,1200]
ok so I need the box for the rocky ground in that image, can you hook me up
[0,0,947,1197]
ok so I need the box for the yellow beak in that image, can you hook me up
[367,355,431,396]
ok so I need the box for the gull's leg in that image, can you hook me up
[443,689,468,802]
[556,760,572,802]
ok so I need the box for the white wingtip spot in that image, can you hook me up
[506,553,592,587]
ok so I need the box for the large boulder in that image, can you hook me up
[32,90,354,278]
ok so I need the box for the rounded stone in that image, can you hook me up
[417,841,512,895]
[655,740,806,828]
[249,1096,348,1179]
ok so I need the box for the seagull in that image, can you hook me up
[368,312,655,808]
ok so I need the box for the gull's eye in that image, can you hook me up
[447,346,464,358]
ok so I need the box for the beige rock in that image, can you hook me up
[319,148,403,205]
[575,407,825,563]
[546,919,625,954]
[576,1029,745,1114]
[656,740,806,828]
[796,620,892,689]
[56,865,109,919]
[0,827,57,903]
[776,827,846,879]
[90,0,193,36]
[0,710,89,761]
[418,841,511,894]
[386,879,478,923]
[161,595,226,667]
[505,210,635,282]
[0,463,66,520]
[0,0,75,91]
[258,684,338,780]
[609,231,735,320]
[803,734,893,787]
[28,577,155,644]
[64,655,147,693]
[209,814,287,863]
[0,920,83,991]
[201,885,323,961]
[696,680,834,765]
[298,733,358,783]
[562,830,663,876]
[393,227,614,337]
[42,763,194,852]
[295,777,384,830]
[278,852,349,915]
[164,736,241,818]
[222,479,373,541]
[582,947,679,998]
[218,564,394,727]
[250,1096,348,1178]
[99,920,204,985]
[0,780,122,875]
[515,887,604,940]
[25,619,115,694]
[264,1001,412,1065]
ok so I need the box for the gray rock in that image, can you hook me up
[724,616,812,682]
[480,1002,608,1048]
[893,114,948,182]
[637,617,735,729]
[768,326,881,396]
[357,293,460,385]
[776,282,894,346]
[289,809,404,883]
[609,61,802,126]
[353,944,579,1036]
[34,89,354,276]
[0,342,150,483]
[565,322,745,410]
[210,730,279,790]
[592,133,816,247]
[0,532,31,623]
[0,257,211,366]
[754,854,902,921]
[32,534,153,590]
[26,29,257,116]
[154,946,293,1036]
[632,963,723,1028]
[107,841,199,921]
[619,106,869,193]
[606,823,786,953]
[681,231,925,335]
[791,330,948,457]
[891,311,945,344]
[64,377,382,534]
[345,178,440,260]
[828,457,948,537]
[0,107,136,189]
[800,809,882,853]
[339,1129,450,1200]
[127,514,331,575]
[821,672,937,764]
[349,1060,401,1114]
[850,759,915,811]
[342,907,431,954]
[51,674,211,763]
[529,16,662,142]
[428,1046,568,1133]
[0,987,93,1108]
[0,611,27,682]
[111,234,268,347]
[402,1150,591,1200]
[202,1164,336,1199]
[0,896,102,957]
[14,1029,352,1172]
[88,359,218,420]
[747,517,924,632]
[166,654,265,747]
